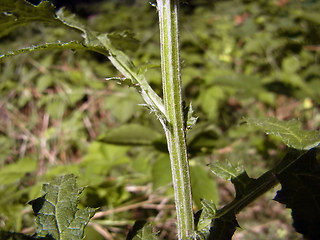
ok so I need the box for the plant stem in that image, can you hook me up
[156,0,194,238]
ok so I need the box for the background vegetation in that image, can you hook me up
[1,0,320,239]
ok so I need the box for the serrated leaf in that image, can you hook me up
[210,160,243,181]
[196,199,217,232]
[0,1,165,121]
[246,117,320,150]
[0,0,60,38]
[28,174,96,240]
[0,41,98,60]
[98,124,162,146]
[274,147,320,240]
[105,77,139,88]
[183,102,198,130]
[201,199,217,218]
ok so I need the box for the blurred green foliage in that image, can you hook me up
[0,0,319,239]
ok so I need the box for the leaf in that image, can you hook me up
[274,147,320,240]
[199,86,225,121]
[98,124,162,146]
[208,214,239,240]
[96,33,165,118]
[186,122,222,151]
[183,102,198,130]
[126,220,158,240]
[190,161,219,209]
[28,174,96,240]
[102,89,141,123]
[246,117,320,150]
[282,56,300,73]
[208,150,303,240]
[0,1,165,122]
[0,41,99,60]
[196,199,217,232]
[200,199,217,219]
[0,157,37,185]
[107,31,140,51]
[151,154,172,191]
[0,0,60,38]
[210,160,243,181]
[54,8,164,117]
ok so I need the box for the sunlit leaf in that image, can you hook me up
[246,117,320,150]
[196,199,217,232]
[201,199,217,218]
[210,160,243,181]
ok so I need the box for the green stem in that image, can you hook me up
[156,0,194,238]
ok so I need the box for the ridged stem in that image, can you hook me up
[156,0,195,239]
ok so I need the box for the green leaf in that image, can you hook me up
[0,157,37,185]
[196,199,217,232]
[246,117,320,150]
[200,199,217,219]
[151,154,172,191]
[0,0,60,38]
[183,102,198,130]
[274,147,320,240]
[210,160,243,181]
[28,174,96,240]
[0,1,165,121]
[208,150,304,240]
[96,33,165,117]
[186,103,198,129]
[282,56,300,73]
[107,31,140,52]
[102,89,141,123]
[0,41,96,60]
[190,161,219,209]
[199,86,225,121]
[98,124,162,146]
[186,122,222,152]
